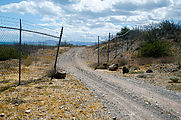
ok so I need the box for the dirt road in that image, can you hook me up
[58,47,181,120]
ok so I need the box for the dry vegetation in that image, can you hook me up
[0,47,111,119]
[83,46,181,92]
[82,20,181,91]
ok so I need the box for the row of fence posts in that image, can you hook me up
[16,19,63,85]
[97,32,111,66]
[97,31,130,66]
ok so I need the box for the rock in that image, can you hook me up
[146,69,153,73]
[59,105,64,109]
[15,103,19,106]
[171,69,179,72]
[25,109,31,114]
[53,72,66,79]
[103,63,108,68]
[0,113,5,117]
[109,64,118,71]
[95,63,108,70]
[49,82,53,85]
[122,67,129,74]
[112,117,117,120]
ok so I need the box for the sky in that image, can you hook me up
[0,0,181,43]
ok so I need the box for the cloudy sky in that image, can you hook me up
[0,0,181,42]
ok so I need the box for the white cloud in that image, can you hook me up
[0,0,63,16]
[0,0,180,42]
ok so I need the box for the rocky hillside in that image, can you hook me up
[83,20,181,91]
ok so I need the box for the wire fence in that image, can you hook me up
[95,20,181,67]
[96,27,147,66]
[1,15,180,87]
[0,17,63,87]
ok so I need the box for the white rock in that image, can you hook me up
[25,109,31,114]
[59,106,64,109]
[0,113,5,117]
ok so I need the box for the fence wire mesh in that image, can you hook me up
[0,17,62,88]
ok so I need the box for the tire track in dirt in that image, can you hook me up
[58,47,181,120]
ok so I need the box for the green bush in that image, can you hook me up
[117,27,130,36]
[0,46,19,61]
[138,40,172,58]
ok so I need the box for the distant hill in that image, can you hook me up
[68,41,96,46]
[0,40,96,46]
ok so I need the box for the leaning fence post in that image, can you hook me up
[107,33,110,63]
[97,36,100,65]
[18,19,22,86]
[51,27,63,80]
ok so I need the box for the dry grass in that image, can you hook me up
[0,74,111,119]
[0,47,111,119]
[83,47,181,92]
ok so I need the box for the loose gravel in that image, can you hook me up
[58,47,181,120]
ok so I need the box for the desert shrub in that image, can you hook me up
[138,40,172,58]
[0,46,19,61]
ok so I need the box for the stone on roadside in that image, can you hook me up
[109,64,118,71]
[53,72,66,79]
[0,113,5,117]
[146,69,153,73]
[122,67,129,74]
[112,117,117,120]
[25,109,31,114]
[103,63,108,68]
[95,63,108,70]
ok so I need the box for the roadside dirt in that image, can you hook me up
[0,47,111,119]
[58,47,181,120]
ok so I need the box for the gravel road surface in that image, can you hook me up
[58,47,181,120]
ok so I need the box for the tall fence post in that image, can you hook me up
[18,19,22,86]
[115,36,117,58]
[97,36,100,65]
[107,32,110,63]
[51,27,63,80]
